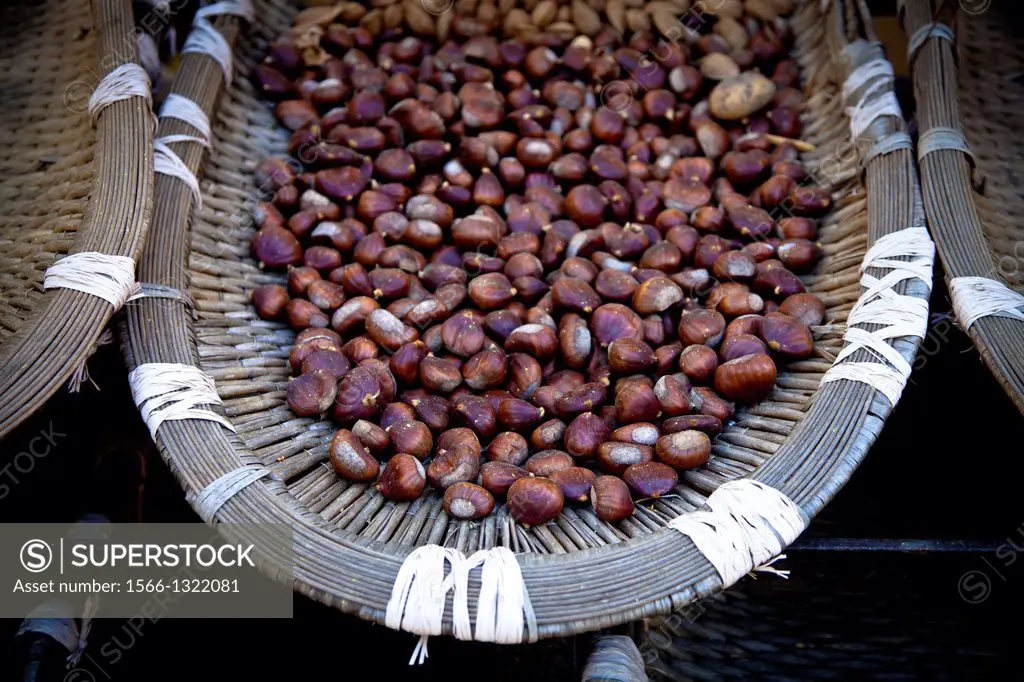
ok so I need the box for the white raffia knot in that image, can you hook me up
[386,545,462,665]
[950,277,1024,330]
[154,137,205,210]
[668,480,807,589]
[87,63,152,123]
[182,0,254,84]
[842,55,901,142]
[387,544,534,664]
[821,228,935,406]
[43,252,141,309]
[159,94,212,147]
[128,363,235,439]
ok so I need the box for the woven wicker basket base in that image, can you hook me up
[0,0,153,439]
[905,0,1024,415]
[123,0,931,638]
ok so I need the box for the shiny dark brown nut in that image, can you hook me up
[443,482,495,520]
[331,296,379,335]
[777,217,818,241]
[341,336,379,364]
[662,414,723,437]
[762,311,815,359]
[285,298,329,329]
[287,369,337,418]
[596,441,654,475]
[333,366,382,424]
[623,461,678,498]
[451,395,498,438]
[556,381,608,417]
[380,402,417,431]
[678,344,719,384]
[608,422,659,447]
[594,270,639,302]
[678,309,727,347]
[480,461,531,497]
[300,349,351,382]
[591,303,644,347]
[561,412,607,460]
[497,398,545,430]
[654,373,692,416]
[385,419,433,460]
[461,348,507,391]
[720,333,769,362]
[389,341,429,386]
[427,428,481,489]
[410,394,450,432]
[779,293,826,327]
[632,277,683,315]
[376,454,426,502]
[787,186,831,216]
[505,323,558,359]
[365,309,418,352]
[715,353,778,404]
[440,310,486,357]
[551,277,602,313]
[608,338,656,374]
[549,467,597,503]
[615,377,660,424]
[590,475,634,522]
[329,429,380,483]
[507,352,543,399]
[777,239,823,273]
[253,284,289,320]
[523,450,574,477]
[420,355,463,393]
[531,418,566,450]
[351,419,390,456]
[753,260,806,298]
[488,431,529,466]
[253,225,303,267]
[507,477,564,527]
[656,430,711,470]
[689,386,735,422]
[557,313,593,369]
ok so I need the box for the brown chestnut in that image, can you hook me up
[376,454,426,502]
[443,482,495,520]
[507,477,564,527]
[590,476,634,522]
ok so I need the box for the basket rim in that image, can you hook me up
[903,0,1024,416]
[124,0,932,641]
[0,0,155,439]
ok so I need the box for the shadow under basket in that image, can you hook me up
[903,0,1024,416]
[122,0,933,645]
[0,0,152,440]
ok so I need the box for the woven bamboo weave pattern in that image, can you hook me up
[123,0,931,638]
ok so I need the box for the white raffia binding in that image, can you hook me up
[181,0,254,84]
[907,22,954,64]
[386,545,462,665]
[820,227,935,406]
[189,465,270,523]
[842,54,902,142]
[863,131,914,166]
[129,363,235,439]
[159,94,212,147]
[950,277,1024,331]
[668,480,808,588]
[154,137,205,210]
[87,63,152,124]
[43,252,141,309]
[387,544,535,664]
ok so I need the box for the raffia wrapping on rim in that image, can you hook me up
[0,0,154,438]
[121,0,931,640]
[903,0,1024,415]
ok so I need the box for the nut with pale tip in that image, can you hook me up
[549,467,598,503]
[479,461,531,497]
[443,482,495,520]
[656,430,712,471]
[329,429,380,483]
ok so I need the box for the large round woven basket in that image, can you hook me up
[903,0,1024,416]
[122,0,933,643]
[0,0,153,439]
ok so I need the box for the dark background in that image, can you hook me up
[1,2,1022,680]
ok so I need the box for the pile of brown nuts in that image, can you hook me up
[248,0,828,526]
